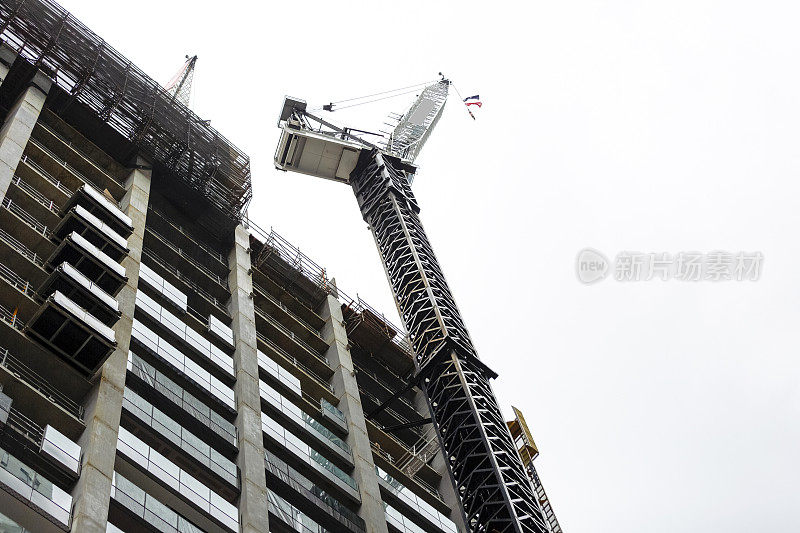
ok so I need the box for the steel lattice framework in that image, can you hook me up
[0,0,251,222]
[351,150,548,533]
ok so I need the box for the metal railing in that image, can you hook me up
[19,153,74,197]
[0,303,25,330]
[341,292,413,356]
[141,249,230,318]
[10,175,62,215]
[34,121,123,187]
[353,361,418,413]
[27,136,114,197]
[148,206,227,266]
[252,281,324,341]
[0,262,35,298]
[255,306,324,362]
[245,219,329,292]
[0,228,44,266]
[1,197,50,237]
[265,452,366,533]
[0,346,84,418]
[371,444,442,501]
[256,333,332,394]
[145,227,229,289]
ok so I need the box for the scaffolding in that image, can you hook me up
[0,0,251,222]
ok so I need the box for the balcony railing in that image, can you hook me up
[146,227,228,289]
[265,452,366,533]
[1,197,50,237]
[0,261,36,298]
[10,175,62,215]
[253,281,324,341]
[147,205,227,267]
[0,228,45,266]
[34,121,123,187]
[0,346,84,418]
[141,249,230,318]
[19,153,74,197]
[257,332,332,394]
[0,303,24,330]
[353,361,418,413]
[256,307,325,362]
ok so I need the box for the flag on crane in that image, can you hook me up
[463,95,482,107]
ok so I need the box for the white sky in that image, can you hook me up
[58,1,800,531]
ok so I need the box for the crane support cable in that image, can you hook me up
[314,80,438,111]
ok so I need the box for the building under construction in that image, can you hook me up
[0,1,561,532]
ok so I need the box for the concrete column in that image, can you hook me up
[0,70,51,200]
[228,225,271,533]
[70,158,152,532]
[0,44,16,87]
[320,291,389,533]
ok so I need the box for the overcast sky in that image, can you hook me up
[57,1,800,531]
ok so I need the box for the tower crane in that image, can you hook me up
[274,79,549,533]
[164,54,197,108]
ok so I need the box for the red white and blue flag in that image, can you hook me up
[463,95,482,107]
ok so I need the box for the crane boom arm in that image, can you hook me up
[386,79,449,165]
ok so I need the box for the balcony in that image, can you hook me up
[144,227,229,296]
[265,452,366,533]
[29,119,125,196]
[110,471,209,533]
[257,332,334,401]
[121,387,238,499]
[261,412,360,505]
[126,351,237,454]
[61,185,132,238]
[0,345,85,438]
[116,427,239,532]
[0,197,54,260]
[53,204,129,262]
[48,232,127,296]
[0,390,81,487]
[141,249,230,320]
[256,307,328,371]
[39,262,120,326]
[25,291,116,376]
[377,466,458,533]
[0,445,73,528]
[7,175,62,225]
[259,379,352,468]
[253,281,325,345]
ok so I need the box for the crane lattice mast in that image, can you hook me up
[274,81,549,533]
[164,54,197,108]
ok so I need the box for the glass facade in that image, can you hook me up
[111,471,205,533]
[123,387,237,486]
[377,466,458,533]
[116,427,238,531]
[127,351,237,447]
[260,379,351,457]
[138,261,188,312]
[136,290,234,377]
[131,320,235,409]
[262,411,359,494]
[0,446,72,527]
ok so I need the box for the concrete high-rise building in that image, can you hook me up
[0,1,563,533]
[0,0,469,532]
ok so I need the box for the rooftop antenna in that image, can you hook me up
[164,55,197,108]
